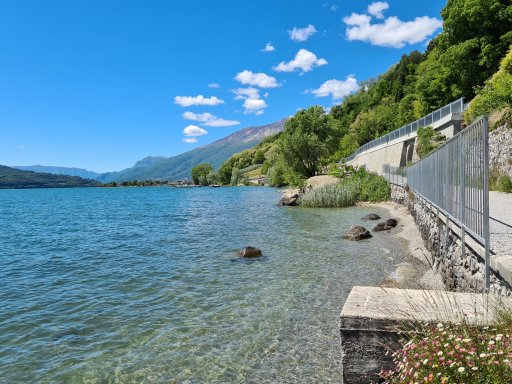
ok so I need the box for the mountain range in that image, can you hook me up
[10,118,287,184]
[0,165,100,189]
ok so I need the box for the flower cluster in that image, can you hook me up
[380,322,512,383]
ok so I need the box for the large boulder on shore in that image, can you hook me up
[305,175,340,191]
[238,246,262,258]
[361,213,381,221]
[342,225,372,241]
[280,189,301,206]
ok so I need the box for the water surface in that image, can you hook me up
[0,187,403,383]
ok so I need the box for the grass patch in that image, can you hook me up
[490,169,512,193]
[298,169,390,208]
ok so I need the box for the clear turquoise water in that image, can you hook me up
[0,187,402,383]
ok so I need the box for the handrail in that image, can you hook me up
[343,98,465,163]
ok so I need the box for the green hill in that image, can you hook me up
[0,165,101,189]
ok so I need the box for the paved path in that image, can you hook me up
[489,191,512,256]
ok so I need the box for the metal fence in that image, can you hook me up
[344,98,465,162]
[382,164,407,186]
[407,116,490,288]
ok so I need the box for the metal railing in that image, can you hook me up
[383,165,407,186]
[407,116,490,288]
[344,98,465,162]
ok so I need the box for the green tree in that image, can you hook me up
[191,163,214,185]
[279,106,339,178]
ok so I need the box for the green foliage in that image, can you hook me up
[191,163,214,185]
[490,168,512,193]
[381,321,512,384]
[298,169,389,207]
[279,106,341,178]
[466,46,512,123]
[0,165,100,189]
[416,127,447,158]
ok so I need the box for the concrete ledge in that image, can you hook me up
[340,286,512,383]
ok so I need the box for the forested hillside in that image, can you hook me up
[0,165,101,189]
[218,0,511,187]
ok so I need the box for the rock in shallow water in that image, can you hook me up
[238,246,263,258]
[373,218,398,232]
[361,213,381,221]
[342,225,372,241]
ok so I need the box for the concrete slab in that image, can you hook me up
[340,286,512,383]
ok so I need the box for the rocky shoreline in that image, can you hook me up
[358,201,445,290]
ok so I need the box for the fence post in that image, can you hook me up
[483,117,490,289]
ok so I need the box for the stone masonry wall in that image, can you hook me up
[391,185,511,295]
[489,122,512,178]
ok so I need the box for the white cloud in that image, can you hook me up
[174,95,224,107]
[331,5,339,11]
[183,111,240,127]
[274,49,328,73]
[367,1,389,19]
[204,118,240,127]
[311,75,359,100]
[233,87,267,114]
[182,137,198,143]
[183,111,214,123]
[234,70,279,88]
[208,83,220,88]
[183,125,208,137]
[261,42,275,52]
[289,24,317,42]
[342,6,443,48]
[233,87,260,100]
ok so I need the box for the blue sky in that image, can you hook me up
[0,0,446,173]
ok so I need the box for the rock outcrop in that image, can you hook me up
[361,213,381,221]
[279,189,301,206]
[373,219,398,232]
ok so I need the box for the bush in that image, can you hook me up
[381,321,512,384]
[416,126,446,159]
[490,169,512,193]
[298,181,359,208]
[297,169,390,207]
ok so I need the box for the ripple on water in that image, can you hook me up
[0,187,402,383]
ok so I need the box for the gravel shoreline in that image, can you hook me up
[357,201,446,290]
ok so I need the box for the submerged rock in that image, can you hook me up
[342,225,372,241]
[238,246,262,258]
[361,213,381,221]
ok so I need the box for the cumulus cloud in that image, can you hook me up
[234,70,279,88]
[342,4,442,48]
[183,111,240,127]
[183,125,208,137]
[233,87,267,115]
[208,83,220,88]
[261,42,275,52]
[289,24,317,42]
[174,95,224,107]
[182,137,198,143]
[311,75,359,100]
[233,87,260,100]
[367,1,389,19]
[274,49,328,73]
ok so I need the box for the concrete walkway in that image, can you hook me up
[489,191,512,256]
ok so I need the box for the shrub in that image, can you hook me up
[416,126,446,159]
[298,181,359,208]
[381,321,512,384]
[490,169,512,193]
[297,169,390,207]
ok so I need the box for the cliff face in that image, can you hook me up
[489,122,512,177]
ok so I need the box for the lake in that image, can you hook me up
[0,186,405,383]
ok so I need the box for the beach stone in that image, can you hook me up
[342,225,372,241]
[386,219,398,227]
[238,246,262,258]
[361,213,381,221]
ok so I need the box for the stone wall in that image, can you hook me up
[489,123,512,178]
[391,185,511,295]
